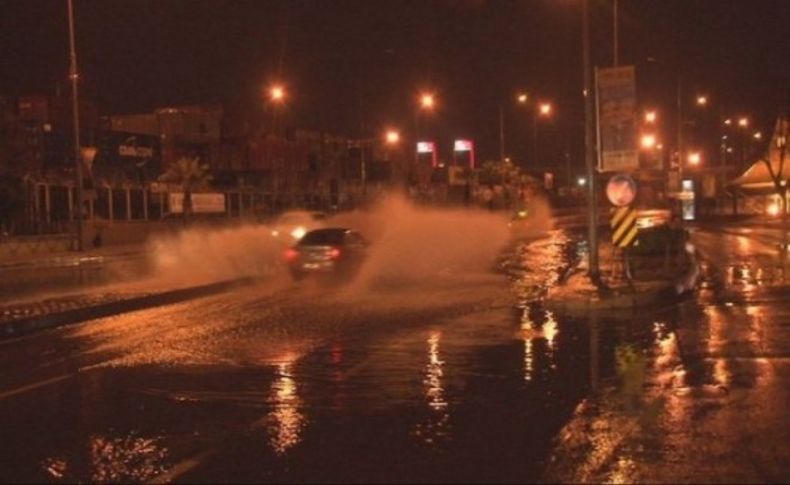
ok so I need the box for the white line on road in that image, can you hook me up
[0,373,73,400]
[148,449,216,484]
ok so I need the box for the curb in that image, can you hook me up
[545,284,680,315]
[1,277,254,340]
[0,251,145,271]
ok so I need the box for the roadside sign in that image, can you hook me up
[606,173,637,207]
[596,66,639,172]
[611,206,638,248]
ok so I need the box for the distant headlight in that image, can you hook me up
[291,226,307,240]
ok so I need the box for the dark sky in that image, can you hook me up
[1,0,788,165]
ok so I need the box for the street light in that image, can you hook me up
[419,93,435,110]
[644,110,657,123]
[738,117,749,128]
[687,151,701,166]
[696,95,708,106]
[269,84,285,102]
[754,131,763,140]
[67,0,84,251]
[640,133,657,150]
[517,93,528,104]
[539,102,552,116]
[385,129,400,144]
[724,118,732,126]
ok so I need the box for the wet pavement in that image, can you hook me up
[0,222,788,483]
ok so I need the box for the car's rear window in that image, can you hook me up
[299,229,347,245]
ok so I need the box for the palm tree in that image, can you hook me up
[158,157,213,219]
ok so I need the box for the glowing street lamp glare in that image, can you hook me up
[696,95,708,106]
[539,103,552,116]
[640,133,657,149]
[420,94,435,109]
[738,117,749,127]
[644,111,657,123]
[385,130,400,144]
[687,152,701,165]
[517,93,528,104]
[270,85,285,101]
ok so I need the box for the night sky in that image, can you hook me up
[1,0,787,165]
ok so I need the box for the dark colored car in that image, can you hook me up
[284,228,368,281]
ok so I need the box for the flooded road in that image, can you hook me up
[1,223,788,482]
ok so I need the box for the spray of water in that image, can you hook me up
[147,224,287,285]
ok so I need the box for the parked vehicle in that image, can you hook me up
[284,227,368,281]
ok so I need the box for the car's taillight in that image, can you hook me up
[284,248,300,261]
[327,247,341,259]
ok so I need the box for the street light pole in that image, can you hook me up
[67,0,84,251]
[499,104,505,161]
[583,0,600,280]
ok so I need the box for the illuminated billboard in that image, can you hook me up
[453,139,475,168]
[417,141,438,167]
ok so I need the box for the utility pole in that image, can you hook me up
[583,0,600,281]
[613,0,619,67]
[499,104,505,161]
[67,0,84,251]
[677,73,684,221]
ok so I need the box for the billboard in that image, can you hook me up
[596,66,638,172]
[417,141,437,168]
[453,139,475,168]
[98,131,161,181]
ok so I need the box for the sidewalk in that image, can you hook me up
[0,242,148,270]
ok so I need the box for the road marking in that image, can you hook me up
[148,449,216,484]
[0,373,73,400]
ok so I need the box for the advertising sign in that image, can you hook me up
[100,131,161,180]
[417,141,435,153]
[417,141,438,168]
[453,139,475,168]
[596,66,638,172]
[168,193,226,214]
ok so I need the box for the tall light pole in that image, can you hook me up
[583,0,600,281]
[67,0,84,251]
[499,104,505,161]
[415,92,435,165]
[534,102,553,169]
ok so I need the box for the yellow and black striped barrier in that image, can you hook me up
[610,206,638,248]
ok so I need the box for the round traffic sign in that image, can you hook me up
[606,173,637,207]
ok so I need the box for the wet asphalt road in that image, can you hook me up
[1,222,789,483]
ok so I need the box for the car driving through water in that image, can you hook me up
[284,227,368,281]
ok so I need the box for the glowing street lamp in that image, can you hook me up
[538,102,552,117]
[738,117,749,128]
[644,110,657,123]
[269,84,285,102]
[419,93,435,110]
[724,118,732,126]
[385,130,400,144]
[687,151,702,166]
[754,131,763,140]
[517,93,528,104]
[696,95,708,106]
[640,133,657,150]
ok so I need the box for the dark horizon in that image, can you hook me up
[1,0,787,164]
